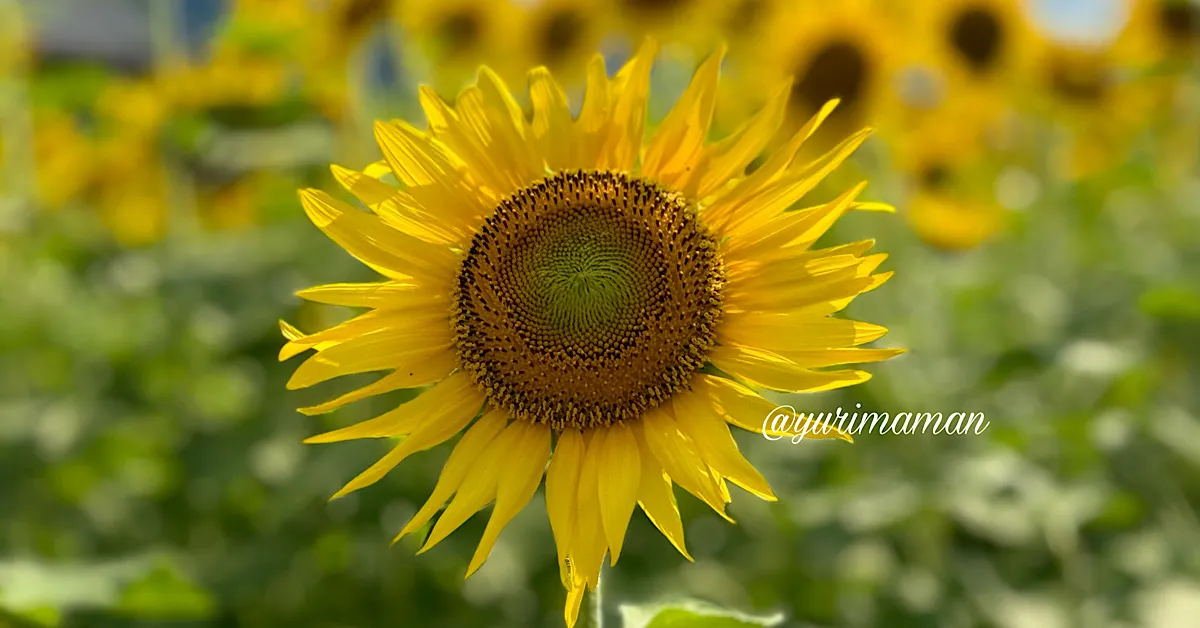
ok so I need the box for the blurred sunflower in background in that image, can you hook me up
[397,0,519,93]
[280,41,900,626]
[1115,0,1200,177]
[611,0,728,49]
[890,96,1006,251]
[899,0,1038,128]
[1120,0,1200,67]
[512,0,612,84]
[1032,39,1158,180]
[728,0,902,155]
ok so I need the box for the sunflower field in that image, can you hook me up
[2,0,1199,627]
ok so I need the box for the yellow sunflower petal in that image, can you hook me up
[326,377,486,499]
[577,55,612,167]
[394,410,509,542]
[596,422,640,565]
[710,345,872,393]
[724,182,867,261]
[416,410,509,552]
[598,38,658,170]
[285,321,452,389]
[295,281,446,309]
[298,189,459,284]
[696,374,853,442]
[633,429,693,561]
[704,98,841,228]
[565,580,586,628]
[776,347,906,369]
[297,355,458,415]
[466,422,551,577]
[330,163,397,206]
[529,67,578,171]
[279,309,443,361]
[640,408,733,522]
[719,313,889,352]
[720,130,872,240]
[696,78,791,199]
[546,428,585,585]
[572,429,610,587]
[642,45,725,188]
[672,391,776,501]
[304,372,480,444]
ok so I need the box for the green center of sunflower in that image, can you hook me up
[793,40,869,115]
[453,171,725,430]
[1160,3,1200,44]
[949,5,1004,73]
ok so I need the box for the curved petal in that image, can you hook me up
[546,429,585,586]
[633,427,693,561]
[466,421,551,576]
[298,188,459,284]
[304,372,480,444]
[709,344,872,393]
[642,46,725,189]
[325,375,486,499]
[671,391,776,501]
[394,410,509,542]
[596,422,640,565]
[640,408,732,521]
[416,410,509,552]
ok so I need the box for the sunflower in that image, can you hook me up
[1031,41,1158,179]
[610,0,728,48]
[726,0,902,154]
[31,108,97,210]
[897,0,1038,127]
[889,97,1004,251]
[1118,0,1200,68]
[395,0,519,93]
[512,0,612,84]
[280,41,900,626]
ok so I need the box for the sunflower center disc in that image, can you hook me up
[454,171,725,430]
[950,6,1004,73]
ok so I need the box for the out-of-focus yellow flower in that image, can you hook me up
[890,98,1005,250]
[93,134,169,246]
[32,109,96,210]
[1118,0,1200,67]
[907,190,1004,252]
[194,172,276,232]
[511,0,612,84]
[898,0,1038,130]
[96,78,170,139]
[1031,41,1158,180]
[160,50,292,111]
[609,0,728,49]
[397,0,519,93]
[725,0,902,153]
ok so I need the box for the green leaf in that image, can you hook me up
[621,602,784,628]
[117,562,216,620]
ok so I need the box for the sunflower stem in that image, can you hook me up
[580,571,603,628]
